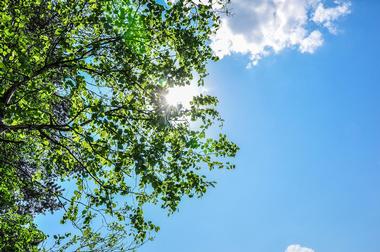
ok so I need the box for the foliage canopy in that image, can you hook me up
[0,0,237,250]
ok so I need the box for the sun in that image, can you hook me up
[165,84,206,108]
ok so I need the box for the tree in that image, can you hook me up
[0,0,238,250]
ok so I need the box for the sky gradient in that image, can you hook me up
[35,1,380,251]
[138,1,380,252]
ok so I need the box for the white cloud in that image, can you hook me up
[285,244,315,252]
[312,1,351,33]
[210,0,351,66]
[299,30,324,53]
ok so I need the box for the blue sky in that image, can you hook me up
[35,1,380,251]
[138,1,380,252]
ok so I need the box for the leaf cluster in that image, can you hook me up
[0,0,237,250]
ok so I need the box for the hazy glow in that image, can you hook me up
[165,85,206,108]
